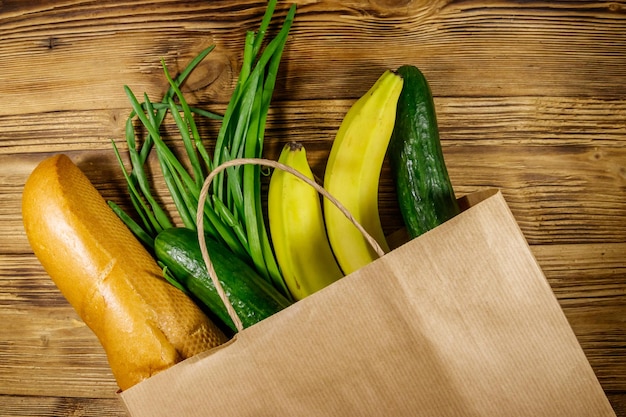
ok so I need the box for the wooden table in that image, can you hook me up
[2,1,625,415]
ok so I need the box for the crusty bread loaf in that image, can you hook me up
[22,154,228,391]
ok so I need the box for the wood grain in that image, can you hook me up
[1,0,625,415]
[0,395,126,417]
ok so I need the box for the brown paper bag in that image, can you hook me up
[120,187,615,416]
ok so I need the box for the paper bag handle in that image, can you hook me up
[196,157,386,332]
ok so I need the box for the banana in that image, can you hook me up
[323,70,404,274]
[268,142,344,300]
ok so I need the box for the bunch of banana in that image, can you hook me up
[268,142,344,301]
[323,70,404,274]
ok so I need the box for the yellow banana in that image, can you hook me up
[323,70,404,274]
[268,142,344,300]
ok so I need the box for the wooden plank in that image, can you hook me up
[1,1,625,116]
[0,394,125,417]
[3,96,625,155]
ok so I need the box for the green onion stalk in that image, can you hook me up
[108,0,295,299]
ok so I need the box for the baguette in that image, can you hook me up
[22,154,228,391]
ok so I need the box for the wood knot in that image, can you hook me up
[182,50,234,99]
[370,0,414,8]
[364,0,440,18]
[47,37,58,50]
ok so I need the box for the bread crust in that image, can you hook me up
[22,154,227,390]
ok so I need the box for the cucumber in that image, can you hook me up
[155,227,292,334]
[389,65,460,239]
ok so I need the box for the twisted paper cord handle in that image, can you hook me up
[196,157,385,332]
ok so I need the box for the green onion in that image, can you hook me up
[109,0,296,300]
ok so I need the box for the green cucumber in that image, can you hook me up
[155,227,292,334]
[389,65,460,239]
